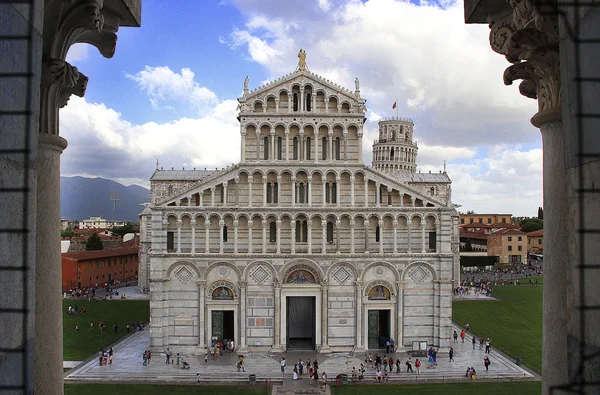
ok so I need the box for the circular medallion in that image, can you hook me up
[217,266,230,278]
[374,266,387,278]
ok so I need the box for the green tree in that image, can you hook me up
[111,223,135,237]
[85,233,103,251]
[520,218,543,233]
[61,228,75,238]
[537,206,544,220]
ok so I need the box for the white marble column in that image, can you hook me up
[322,220,327,254]
[291,223,296,254]
[219,220,224,254]
[247,180,254,207]
[205,220,210,254]
[322,181,327,207]
[275,99,280,113]
[285,130,290,160]
[325,98,329,113]
[262,220,267,253]
[343,131,348,161]
[328,133,333,162]
[262,177,267,205]
[399,192,404,207]
[222,183,227,206]
[407,222,412,254]
[270,130,275,162]
[198,280,207,348]
[387,187,392,207]
[421,221,426,253]
[191,220,196,254]
[336,220,341,253]
[358,132,363,162]
[274,283,282,348]
[354,281,363,349]
[396,281,404,348]
[376,182,381,208]
[233,220,239,253]
[307,222,312,254]
[350,176,355,206]
[276,220,282,253]
[248,220,253,253]
[239,282,248,351]
[211,187,215,206]
[276,176,282,205]
[320,282,330,352]
[307,178,312,206]
[393,219,398,253]
[241,133,246,162]
[350,220,355,254]
[291,177,296,207]
[300,88,304,112]
[176,220,182,253]
[234,178,240,207]
[336,176,341,207]
[199,191,204,207]
[314,135,318,163]
[364,180,369,207]
[379,219,384,254]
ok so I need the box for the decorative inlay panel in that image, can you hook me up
[408,265,428,283]
[333,266,351,285]
[174,266,193,284]
[250,265,270,284]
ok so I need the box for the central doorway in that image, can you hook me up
[286,296,316,350]
[211,310,234,342]
[367,310,391,349]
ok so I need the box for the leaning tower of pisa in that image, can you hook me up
[372,117,418,173]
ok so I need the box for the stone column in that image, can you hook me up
[336,220,341,253]
[407,222,412,254]
[307,178,312,206]
[205,220,210,254]
[270,130,275,161]
[364,180,369,207]
[307,222,312,254]
[322,220,327,254]
[354,281,364,350]
[291,177,296,207]
[336,175,341,207]
[248,180,253,207]
[322,181,327,207]
[396,281,404,348]
[262,220,267,253]
[241,132,246,162]
[393,219,398,253]
[176,220,182,253]
[399,192,404,207]
[199,191,204,207]
[263,176,267,205]
[300,88,304,112]
[274,281,282,348]
[233,220,239,253]
[210,187,215,207]
[191,219,196,254]
[219,220,224,254]
[375,182,381,208]
[343,131,348,161]
[35,134,67,395]
[421,221,426,253]
[379,219,384,254]
[387,187,392,207]
[276,220,282,253]
[325,97,329,113]
[197,280,207,349]
[187,195,192,206]
[350,220,356,254]
[239,281,248,352]
[320,281,330,352]
[358,131,363,162]
[276,176,282,206]
[350,175,355,206]
[291,223,296,254]
[411,197,416,208]
[248,220,253,253]
[223,183,228,206]
[275,99,280,113]
[314,135,318,163]
[285,130,290,161]
[328,132,333,162]
[256,129,261,160]
[234,177,240,207]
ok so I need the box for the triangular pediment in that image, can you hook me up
[241,70,362,105]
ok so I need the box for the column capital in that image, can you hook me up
[233,220,239,227]
[321,220,327,227]
[238,281,247,288]
[234,176,240,183]
[350,175,355,183]
[248,179,253,184]
[350,219,355,227]
[262,220,268,227]
[335,220,341,227]
[196,280,207,289]
[190,219,197,226]
[204,220,211,228]
[262,176,268,182]
[277,175,282,182]
[392,219,398,227]
[248,220,254,227]
[276,220,282,226]
[176,219,183,226]
[210,186,216,192]
[219,219,225,227]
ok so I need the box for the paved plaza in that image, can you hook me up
[65,325,535,389]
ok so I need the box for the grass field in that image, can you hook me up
[65,382,541,395]
[453,285,543,373]
[332,381,541,394]
[63,299,149,360]
[65,384,269,394]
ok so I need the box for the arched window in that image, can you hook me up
[295,220,308,242]
[277,136,282,160]
[322,137,327,160]
[293,93,299,111]
[293,137,298,160]
[306,137,311,160]
[335,137,341,160]
[306,93,312,111]
[274,182,278,203]
[266,182,272,203]
[327,221,334,243]
[168,185,173,195]
[326,182,337,204]
[390,148,395,160]
[298,182,305,204]
[269,222,276,242]
[375,225,380,242]
[223,225,228,242]
[263,137,269,160]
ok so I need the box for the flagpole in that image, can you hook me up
[396,98,399,119]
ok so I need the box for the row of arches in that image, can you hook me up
[373,145,417,163]
[250,84,356,114]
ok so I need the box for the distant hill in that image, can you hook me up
[61,176,150,222]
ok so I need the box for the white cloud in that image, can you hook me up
[66,43,90,63]
[126,66,219,114]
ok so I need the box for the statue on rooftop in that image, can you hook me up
[298,49,307,71]
[243,76,249,93]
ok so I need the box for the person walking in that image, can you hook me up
[485,338,492,353]
[453,330,458,343]
[164,347,171,364]
[396,358,401,373]
[280,357,286,376]
[460,330,466,343]
[472,335,477,350]
[386,339,391,354]
[415,359,421,375]
[406,357,414,373]
[484,356,491,372]
[109,347,113,365]
[98,349,103,366]
[449,347,454,362]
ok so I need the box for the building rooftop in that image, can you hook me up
[62,247,139,261]
[390,170,451,183]
[150,169,216,181]
[527,229,544,237]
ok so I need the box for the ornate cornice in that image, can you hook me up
[488,0,560,123]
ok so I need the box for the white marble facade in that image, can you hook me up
[140,58,459,355]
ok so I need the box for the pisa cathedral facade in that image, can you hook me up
[140,57,460,355]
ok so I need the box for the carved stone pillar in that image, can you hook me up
[291,177,296,207]
[233,220,239,253]
[222,183,228,206]
[262,220,267,254]
[358,131,363,162]
[343,131,348,161]
[336,175,341,207]
[354,281,364,350]
[350,175,355,206]
[291,222,296,254]
[376,182,381,208]
[328,132,333,162]
[197,280,207,349]
[248,180,253,207]
[421,221,426,253]
[241,132,246,162]
[176,220,182,253]
[322,220,327,254]
[364,180,369,207]
[234,177,240,207]
[210,187,215,207]
[307,222,312,254]
[204,220,210,254]
[285,129,290,161]
[248,220,253,253]
[350,220,356,254]
[407,222,412,254]
[320,281,330,352]
[393,219,398,253]
[276,176,282,206]
[276,220,282,253]
[274,281,282,348]
[238,281,248,352]
[396,281,404,348]
[335,219,341,253]
[262,176,268,205]
[379,219,384,254]
[219,220,224,254]
[191,219,196,254]
[307,177,312,206]
[322,181,327,207]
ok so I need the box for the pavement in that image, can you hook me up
[64,324,535,388]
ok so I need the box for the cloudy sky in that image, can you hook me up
[60,0,542,216]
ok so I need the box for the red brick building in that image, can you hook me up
[61,246,139,291]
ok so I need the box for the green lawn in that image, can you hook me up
[453,285,543,373]
[65,384,269,394]
[63,299,149,360]
[332,381,541,394]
